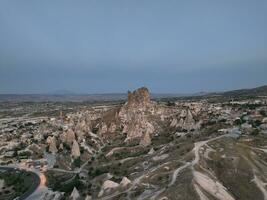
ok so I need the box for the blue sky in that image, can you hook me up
[0,0,267,94]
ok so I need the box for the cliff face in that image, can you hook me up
[98,87,155,144]
[126,87,151,109]
[119,87,154,143]
[97,87,202,145]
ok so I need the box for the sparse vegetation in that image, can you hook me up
[0,170,36,200]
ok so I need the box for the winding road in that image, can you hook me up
[0,166,41,200]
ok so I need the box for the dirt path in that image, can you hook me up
[191,134,235,200]
[98,134,234,200]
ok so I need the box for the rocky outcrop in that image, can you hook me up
[102,180,119,190]
[108,122,117,133]
[40,191,64,200]
[75,119,91,141]
[170,118,178,127]
[98,180,119,197]
[127,87,151,108]
[118,87,155,142]
[85,195,92,200]
[98,122,108,136]
[120,177,131,187]
[75,130,85,142]
[148,148,155,155]
[71,140,80,158]
[60,129,75,145]
[75,119,89,132]
[139,130,152,146]
[47,136,58,154]
[171,109,201,132]
[95,87,156,143]
[28,143,43,156]
[70,187,80,200]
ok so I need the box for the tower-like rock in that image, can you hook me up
[47,136,58,154]
[119,87,155,141]
[71,139,81,158]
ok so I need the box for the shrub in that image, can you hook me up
[73,157,81,167]
[259,110,266,117]
[251,129,259,136]
[54,176,84,193]
[63,142,71,150]
[234,119,242,126]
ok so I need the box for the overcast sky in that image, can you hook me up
[0,0,267,94]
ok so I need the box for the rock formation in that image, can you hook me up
[118,87,155,142]
[71,140,80,158]
[126,87,151,108]
[70,187,80,200]
[98,180,119,197]
[102,180,119,190]
[40,191,64,200]
[171,109,200,132]
[120,177,131,187]
[139,130,152,146]
[47,136,58,154]
[85,195,92,200]
[60,128,75,146]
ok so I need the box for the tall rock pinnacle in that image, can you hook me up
[119,87,154,142]
[126,87,151,108]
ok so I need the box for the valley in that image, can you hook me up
[0,87,267,200]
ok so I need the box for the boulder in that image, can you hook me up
[140,131,151,147]
[98,180,119,197]
[102,180,119,190]
[70,187,80,200]
[148,148,155,155]
[85,195,92,200]
[120,177,131,187]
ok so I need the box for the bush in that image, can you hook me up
[252,120,262,128]
[251,129,259,136]
[219,118,227,123]
[63,142,71,151]
[73,157,81,167]
[91,156,95,161]
[260,110,266,117]
[88,166,109,178]
[54,176,84,193]
[80,147,85,154]
[0,171,29,195]
[234,119,242,126]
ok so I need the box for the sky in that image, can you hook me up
[0,0,267,94]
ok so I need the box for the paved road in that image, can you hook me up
[0,166,40,200]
